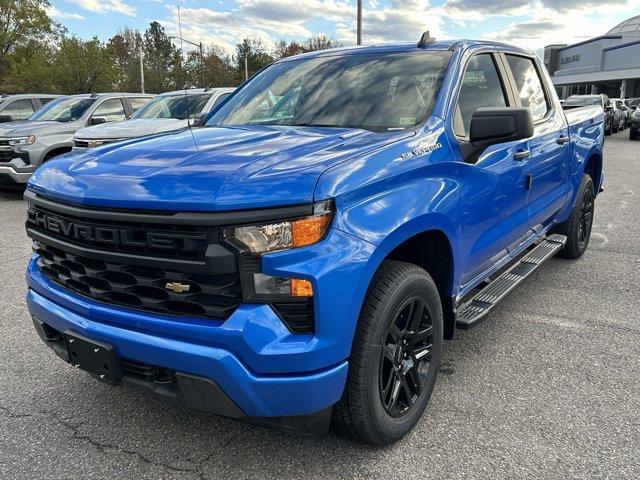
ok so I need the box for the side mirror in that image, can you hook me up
[605,105,613,111]
[462,107,534,164]
[90,116,107,126]
[190,112,206,126]
[0,114,13,123]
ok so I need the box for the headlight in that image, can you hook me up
[224,199,334,254]
[224,200,333,305]
[8,135,36,146]
[634,109,640,118]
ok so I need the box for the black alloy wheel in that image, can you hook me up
[379,297,434,417]
[578,186,594,249]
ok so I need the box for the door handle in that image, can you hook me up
[557,135,570,145]
[514,149,530,161]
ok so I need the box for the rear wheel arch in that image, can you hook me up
[583,153,602,193]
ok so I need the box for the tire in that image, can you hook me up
[554,174,595,259]
[332,260,443,445]
[631,129,639,141]
[605,120,612,136]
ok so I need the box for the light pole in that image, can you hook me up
[169,35,206,88]
[357,0,362,45]
[139,44,145,93]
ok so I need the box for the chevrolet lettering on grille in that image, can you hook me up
[28,209,207,252]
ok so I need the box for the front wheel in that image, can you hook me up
[332,260,443,445]
[554,174,595,259]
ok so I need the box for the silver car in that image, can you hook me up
[0,93,153,187]
[73,88,235,149]
[0,94,61,123]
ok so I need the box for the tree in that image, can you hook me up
[50,36,118,93]
[201,45,236,87]
[274,39,304,60]
[0,0,62,87]
[107,27,143,92]
[235,38,273,81]
[143,21,182,93]
[303,35,341,53]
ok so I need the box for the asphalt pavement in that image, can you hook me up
[0,132,638,479]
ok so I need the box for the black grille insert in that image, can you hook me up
[35,242,242,320]
[27,204,218,260]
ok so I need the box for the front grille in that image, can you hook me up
[74,138,123,148]
[27,204,217,260]
[0,149,28,163]
[35,242,242,320]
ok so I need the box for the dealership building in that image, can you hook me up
[544,15,640,99]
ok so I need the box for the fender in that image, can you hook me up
[556,114,604,224]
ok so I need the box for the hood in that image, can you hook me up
[75,118,188,140]
[5,120,78,137]
[28,125,408,211]
[0,121,39,137]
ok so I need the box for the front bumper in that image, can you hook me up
[0,161,33,183]
[25,225,378,421]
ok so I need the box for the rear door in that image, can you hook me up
[501,53,569,228]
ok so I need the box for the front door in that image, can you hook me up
[453,52,532,286]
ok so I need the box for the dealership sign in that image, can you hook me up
[561,54,581,65]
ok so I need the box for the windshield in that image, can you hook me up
[132,93,211,120]
[29,97,95,122]
[207,51,452,132]
[564,97,600,107]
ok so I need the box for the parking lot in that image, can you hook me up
[0,132,637,479]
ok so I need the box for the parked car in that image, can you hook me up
[629,102,640,140]
[73,88,234,149]
[0,93,153,187]
[611,99,627,131]
[0,94,60,123]
[563,94,613,134]
[24,37,604,445]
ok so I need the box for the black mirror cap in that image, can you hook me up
[0,114,13,123]
[90,116,108,126]
[469,107,534,146]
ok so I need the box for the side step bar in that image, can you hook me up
[455,234,567,330]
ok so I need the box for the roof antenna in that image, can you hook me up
[417,31,436,48]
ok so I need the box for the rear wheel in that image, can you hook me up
[631,129,639,141]
[332,260,443,445]
[555,174,595,259]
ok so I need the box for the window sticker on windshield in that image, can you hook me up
[399,117,416,126]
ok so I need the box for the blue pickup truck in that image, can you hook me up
[24,35,604,445]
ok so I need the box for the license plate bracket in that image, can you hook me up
[64,331,124,382]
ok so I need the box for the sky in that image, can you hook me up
[47,0,640,55]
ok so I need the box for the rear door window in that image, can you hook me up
[505,55,549,121]
[1,98,35,120]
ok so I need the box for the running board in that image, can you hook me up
[455,234,567,330]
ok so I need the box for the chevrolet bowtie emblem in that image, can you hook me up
[166,282,191,293]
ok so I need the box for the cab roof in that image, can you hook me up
[276,39,536,63]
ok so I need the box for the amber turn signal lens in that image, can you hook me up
[291,278,313,297]
[291,213,332,248]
